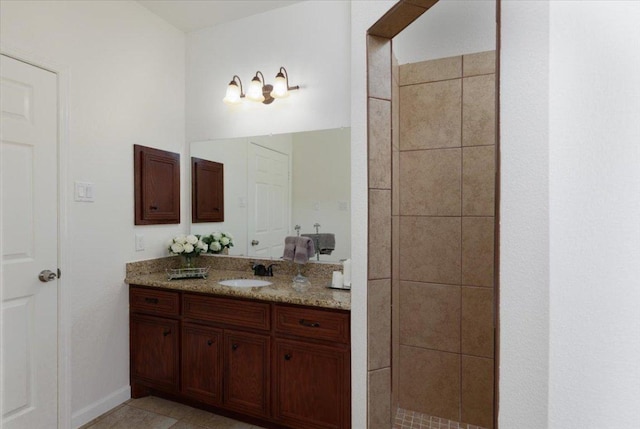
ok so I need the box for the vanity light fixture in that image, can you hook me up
[222,75,244,105]
[223,66,300,105]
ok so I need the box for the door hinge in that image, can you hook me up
[57,268,62,279]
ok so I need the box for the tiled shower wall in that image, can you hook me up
[367,34,394,429]
[394,52,496,429]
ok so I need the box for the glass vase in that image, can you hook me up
[181,255,194,268]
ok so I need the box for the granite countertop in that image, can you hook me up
[125,268,351,311]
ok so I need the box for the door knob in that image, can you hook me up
[251,240,259,246]
[38,270,57,283]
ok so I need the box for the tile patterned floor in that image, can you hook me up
[79,396,266,429]
[393,408,488,429]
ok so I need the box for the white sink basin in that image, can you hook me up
[218,279,272,288]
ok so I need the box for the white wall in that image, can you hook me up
[393,0,496,64]
[186,0,351,142]
[547,1,640,427]
[292,128,351,262]
[500,1,640,428]
[499,1,551,427]
[0,1,186,427]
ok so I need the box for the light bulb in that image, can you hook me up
[223,81,241,105]
[246,76,265,102]
[270,73,289,99]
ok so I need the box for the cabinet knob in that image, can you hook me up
[207,339,213,346]
[284,353,292,361]
[163,329,171,336]
[232,343,238,350]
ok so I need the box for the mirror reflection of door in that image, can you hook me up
[247,143,289,259]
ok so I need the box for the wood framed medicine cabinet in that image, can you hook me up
[191,157,224,223]
[134,144,180,225]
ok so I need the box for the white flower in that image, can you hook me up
[220,237,230,246]
[210,241,222,252]
[197,241,208,251]
[186,234,198,245]
[170,243,184,254]
[225,232,234,240]
[175,235,187,244]
[183,243,194,253]
[212,231,222,241]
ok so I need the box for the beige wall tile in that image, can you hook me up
[399,216,461,284]
[399,56,462,86]
[463,51,496,77]
[391,275,400,410]
[369,98,392,189]
[399,148,461,216]
[369,190,391,279]
[399,281,461,353]
[462,217,495,287]
[461,287,494,357]
[392,71,400,151]
[368,279,392,370]
[392,215,400,280]
[368,35,391,100]
[392,148,400,215]
[398,346,460,421]
[462,145,495,216]
[461,355,494,429]
[368,368,392,429]
[392,50,399,86]
[400,79,461,150]
[462,74,496,147]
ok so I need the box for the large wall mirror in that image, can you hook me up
[189,127,350,263]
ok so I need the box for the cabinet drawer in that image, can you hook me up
[183,294,270,331]
[130,287,180,316]
[274,305,349,345]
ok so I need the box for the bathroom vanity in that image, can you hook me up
[126,259,351,429]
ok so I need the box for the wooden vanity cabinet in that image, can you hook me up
[273,304,351,429]
[129,286,350,429]
[130,288,181,394]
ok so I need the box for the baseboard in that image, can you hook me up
[71,385,131,428]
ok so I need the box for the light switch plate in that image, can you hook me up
[75,182,95,202]
[135,234,145,251]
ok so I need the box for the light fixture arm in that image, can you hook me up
[254,71,266,85]
[231,75,244,97]
[278,67,300,91]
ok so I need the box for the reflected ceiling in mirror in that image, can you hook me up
[190,128,350,263]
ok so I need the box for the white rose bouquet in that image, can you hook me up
[203,231,234,254]
[168,234,208,267]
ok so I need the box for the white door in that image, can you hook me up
[1,55,59,429]
[247,143,289,259]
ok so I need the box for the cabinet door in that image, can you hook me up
[274,339,350,429]
[130,314,179,391]
[182,323,222,405]
[224,330,270,418]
